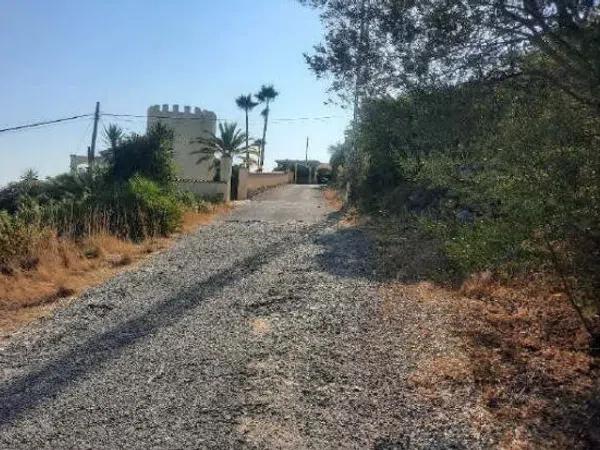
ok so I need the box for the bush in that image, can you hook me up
[105,123,176,186]
[0,211,47,272]
[173,190,212,213]
[126,175,182,239]
[0,123,219,272]
[8,176,184,242]
[425,218,540,277]
[335,68,600,334]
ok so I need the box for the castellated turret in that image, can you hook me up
[147,104,217,181]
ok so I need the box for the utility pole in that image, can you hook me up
[305,136,312,184]
[305,136,309,163]
[89,101,100,171]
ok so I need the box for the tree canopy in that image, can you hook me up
[300,0,600,108]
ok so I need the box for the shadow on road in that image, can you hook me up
[0,208,375,430]
[314,216,375,280]
[0,234,293,427]
[315,212,453,285]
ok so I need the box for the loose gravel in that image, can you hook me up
[0,185,493,449]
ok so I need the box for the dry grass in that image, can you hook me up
[362,215,600,448]
[322,187,344,211]
[455,274,598,445]
[180,203,231,234]
[0,206,229,339]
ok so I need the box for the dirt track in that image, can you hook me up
[0,185,493,449]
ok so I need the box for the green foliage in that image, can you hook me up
[103,124,124,151]
[173,190,199,210]
[341,73,600,306]
[191,122,259,171]
[0,121,224,270]
[26,176,182,241]
[192,122,248,160]
[301,1,600,109]
[106,123,176,186]
[236,94,259,112]
[423,218,539,277]
[0,210,47,271]
[125,176,182,238]
[308,0,600,341]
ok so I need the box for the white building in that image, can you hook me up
[147,104,217,181]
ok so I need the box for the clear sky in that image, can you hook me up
[0,0,350,186]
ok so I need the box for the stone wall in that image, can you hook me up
[237,169,293,200]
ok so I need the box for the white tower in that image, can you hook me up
[147,104,217,181]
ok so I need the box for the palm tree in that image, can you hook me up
[19,169,40,196]
[255,84,279,171]
[20,168,39,184]
[103,124,124,165]
[253,138,264,155]
[235,94,259,168]
[103,124,124,151]
[191,122,259,164]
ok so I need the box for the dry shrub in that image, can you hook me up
[382,273,599,447]
[0,204,229,337]
[0,231,141,335]
[454,273,599,448]
[179,203,230,234]
[322,187,343,210]
[368,217,599,448]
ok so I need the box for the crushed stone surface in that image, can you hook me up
[0,185,495,449]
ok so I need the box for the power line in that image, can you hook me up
[101,112,350,123]
[0,111,352,136]
[0,114,93,134]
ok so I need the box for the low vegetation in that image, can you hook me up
[307,0,600,445]
[320,189,599,445]
[0,123,226,335]
[326,75,600,447]
[330,74,600,353]
[310,1,600,351]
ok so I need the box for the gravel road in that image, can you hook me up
[0,185,491,449]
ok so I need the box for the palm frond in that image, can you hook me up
[103,124,124,150]
[256,84,279,103]
[193,154,214,164]
[236,94,259,111]
[190,122,249,162]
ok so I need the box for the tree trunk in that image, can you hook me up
[260,101,270,171]
[245,110,249,168]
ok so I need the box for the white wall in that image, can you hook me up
[147,104,217,181]
[175,180,229,202]
[237,169,293,200]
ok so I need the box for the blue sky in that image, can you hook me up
[0,0,350,185]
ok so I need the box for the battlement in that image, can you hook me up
[146,103,217,182]
[147,104,216,120]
